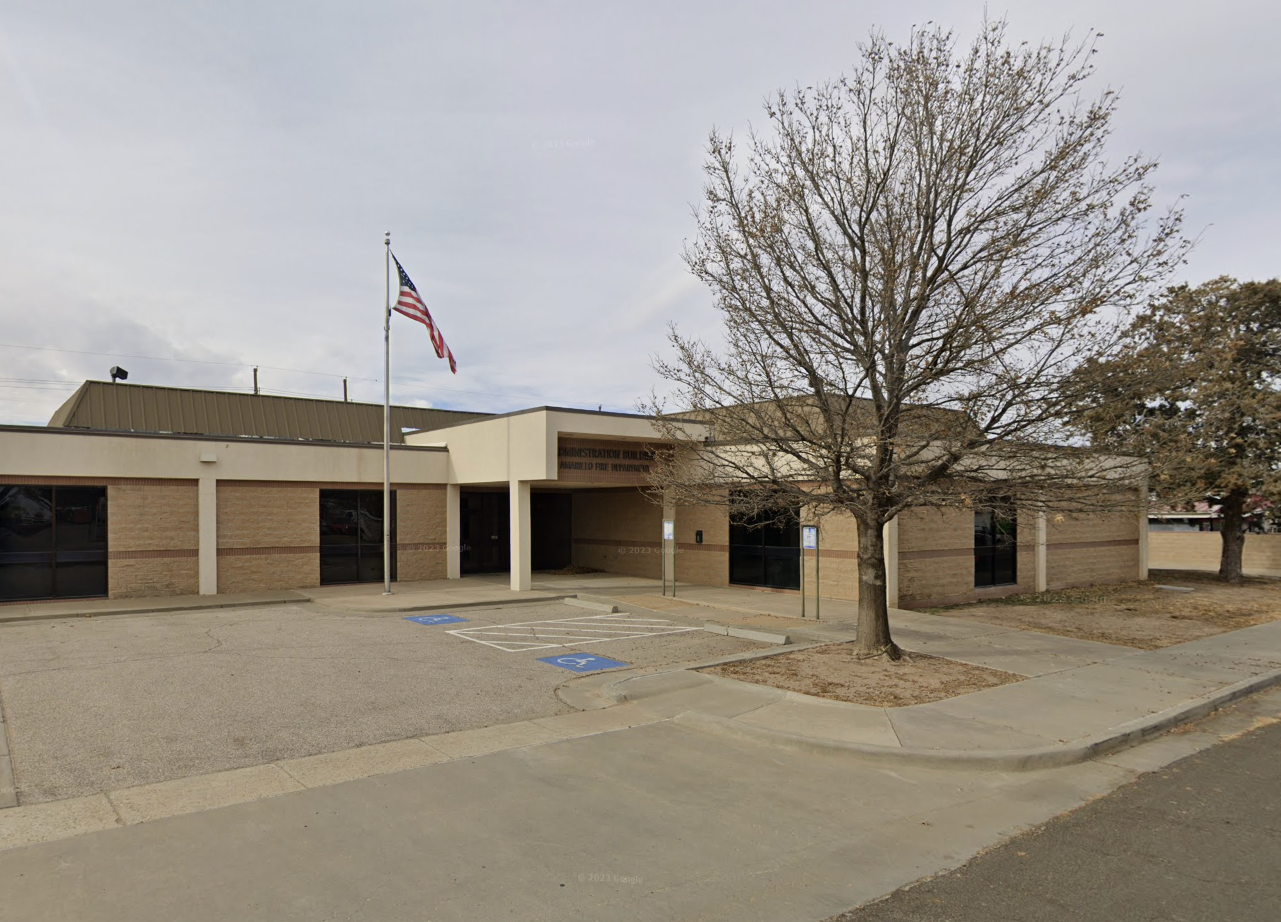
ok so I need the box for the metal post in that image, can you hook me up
[815,531,821,621]
[800,526,806,619]
[660,525,666,596]
[382,232,393,596]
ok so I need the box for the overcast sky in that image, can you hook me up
[1,0,1277,425]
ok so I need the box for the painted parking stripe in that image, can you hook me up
[538,654,629,673]
[447,612,698,653]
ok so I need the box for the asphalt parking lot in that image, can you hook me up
[0,600,760,804]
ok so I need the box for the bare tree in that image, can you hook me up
[1076,278,1281,582]
[643,21,1187,658]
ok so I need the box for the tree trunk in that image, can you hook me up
[855,515,902,660]
[1218,490,1248,584]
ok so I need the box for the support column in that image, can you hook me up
[198,476,217,595]
[1137,476,1150,581]
[509,480,531,591]
[446,484,461,580]
[662,497,676,590]
[882,516,899,609]
[1036,509,1048,593]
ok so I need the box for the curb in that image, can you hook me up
[0,596,307,626]
[596,641,832,706]
[702,622,792,645]
[311,593,573,615]
[672,667,1281,772]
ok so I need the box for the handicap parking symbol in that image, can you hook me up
[404,614,469,626]
[537,654,628,674]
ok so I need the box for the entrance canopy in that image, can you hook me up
[404,407,707,591]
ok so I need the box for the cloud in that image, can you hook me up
[1,0,1278,424]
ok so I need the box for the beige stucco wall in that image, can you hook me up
[1149,531,1281,577]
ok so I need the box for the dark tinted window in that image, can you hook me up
[0,485,107,601]
[728,499,800,590]
[975,504,1017,588]
[319,489,395,585]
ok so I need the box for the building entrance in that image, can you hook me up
[460,490,575,575]
[729,506,801,590]
[460,491,509,574]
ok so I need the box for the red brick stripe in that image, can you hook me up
[108,548,198,560]
[1047,539,1139,552]
[218,546,318,557]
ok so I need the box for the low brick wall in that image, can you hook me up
[1149,531,1281,577]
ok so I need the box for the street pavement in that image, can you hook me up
[829,712,1281,922]
[2,689,1276,922]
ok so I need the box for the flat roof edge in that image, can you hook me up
[0,424,449,451]
[407,404,707,435]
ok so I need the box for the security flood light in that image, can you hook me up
[109,366,128,383]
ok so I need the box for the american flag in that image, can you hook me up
[391,254,457,374]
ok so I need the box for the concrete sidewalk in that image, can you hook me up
[0,571,848,624]
[588,610,1281,770]
[0,578,577,624]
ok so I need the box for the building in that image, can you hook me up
[0,381,1147,607]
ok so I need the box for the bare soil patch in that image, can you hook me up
[927,569,1281,650]
[702,643,1022,707]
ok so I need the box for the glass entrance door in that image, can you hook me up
[729,506,801,590]
[319,489,396,585]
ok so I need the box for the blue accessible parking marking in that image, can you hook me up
[537,654,629,674]
[404,614,469,626]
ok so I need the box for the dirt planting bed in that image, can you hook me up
[925,570,1281,650]
[702,643,1022,707]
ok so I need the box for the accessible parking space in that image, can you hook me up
[447,612,698,652]
[0,600,760,806]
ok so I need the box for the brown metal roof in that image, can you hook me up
[48,381,491,443]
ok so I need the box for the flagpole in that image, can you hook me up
[383,231,393,596]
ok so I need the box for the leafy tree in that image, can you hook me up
[644,21,1187,658]
[1077,278,1281,582]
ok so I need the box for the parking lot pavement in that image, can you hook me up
[0,601,760,805]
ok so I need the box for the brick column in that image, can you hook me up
[198,475,217,595]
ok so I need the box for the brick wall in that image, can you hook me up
[1149,531,1281,577]
[1045,491,1140,589]
[803,506,860,602]
[395,485,447,581]
[571,488,663,578]
[216,482,318,592]
[672,501,729,588]
[898,503,1038,607]
[108,482,199,598]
